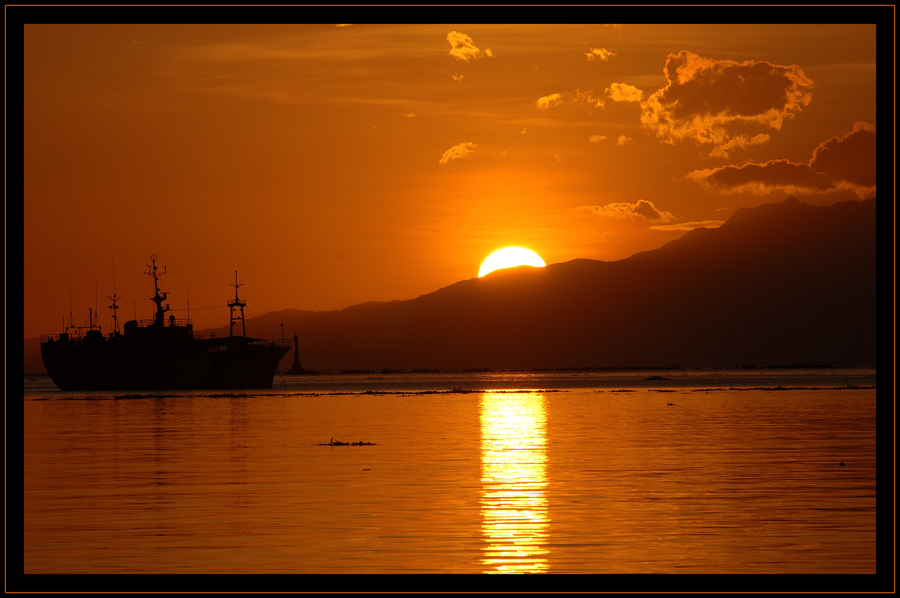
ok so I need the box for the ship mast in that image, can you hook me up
[108,293,121,335]
[228,271,246,337]
[109,251,120,335]
[146,254,170,327]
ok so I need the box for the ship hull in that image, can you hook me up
[41,336,290,391]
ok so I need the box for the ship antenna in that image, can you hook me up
[228,270,246,337]
[108,292,121,335]
[108,252,120,335]
[68,276,74,330]
[146,253,170,327]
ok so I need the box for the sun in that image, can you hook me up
[478,247,546,278]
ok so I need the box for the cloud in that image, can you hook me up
[640,50,813,155]
[686,160,834,195]
[589,134,607,143]
[606,83,643,102]
[439,142,477,165]
[577,199,675,223]
[574,89,605,109]
[537,90,604,110]
[616,135,632,146]
[536,93,563,110]
[554,155,562,162]
[585,48,615,61]
[687,123,876,197]
[447,31,490,62]
[451,73,464,82]
[335,24,354,27]
[809,122,876,187]
[708,133,770,159]
[403,113,416,118]
[650,220,725,231]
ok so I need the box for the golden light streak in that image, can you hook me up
[480,392,549,573]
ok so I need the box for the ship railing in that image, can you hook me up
[248,338,291,348]
[41,333,76,342]
[42,330,93,342]
[130,318,193,328]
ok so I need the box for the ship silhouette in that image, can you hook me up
[40,255,290,390]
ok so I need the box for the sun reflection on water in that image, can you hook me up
[480,392,549,573]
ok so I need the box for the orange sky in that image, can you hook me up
[23,23,879,339]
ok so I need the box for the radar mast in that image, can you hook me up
[146,254,170,327]
[228,271,247,337]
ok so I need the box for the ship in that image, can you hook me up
[40,255,291,390]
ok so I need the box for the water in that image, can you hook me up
[22,369,876,582]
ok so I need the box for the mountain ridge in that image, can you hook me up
[24,196,876,374]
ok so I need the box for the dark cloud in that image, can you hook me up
[687,160,833,194]
[577,199,675,223]
[641,51,813,154]
[687,123,876,197]
[809,122,876,187]
[632,199,670,221]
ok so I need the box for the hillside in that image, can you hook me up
[24,197,877,373]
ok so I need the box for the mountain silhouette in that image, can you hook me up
[24,196,876,373]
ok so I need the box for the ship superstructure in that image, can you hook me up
[40,255,290,390]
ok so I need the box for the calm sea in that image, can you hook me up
[21,368,878,586]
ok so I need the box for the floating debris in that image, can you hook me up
[319,437,376,446]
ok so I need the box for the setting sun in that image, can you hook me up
[478,247,546,278]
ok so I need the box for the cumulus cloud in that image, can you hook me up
[640,50,813,155]
[687,123,876,197]
[439,142,477,165]
[537,90,604,110]
[589,134,607,143]
[616,135,632,146]
[536,93,563,110]
[809,122,876,187]
[402,113,416,118]
[606,82,643,102]
[447,31,491,62]
[451,73,464,82]
[585,48,615,61]
[577,199,675,223]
